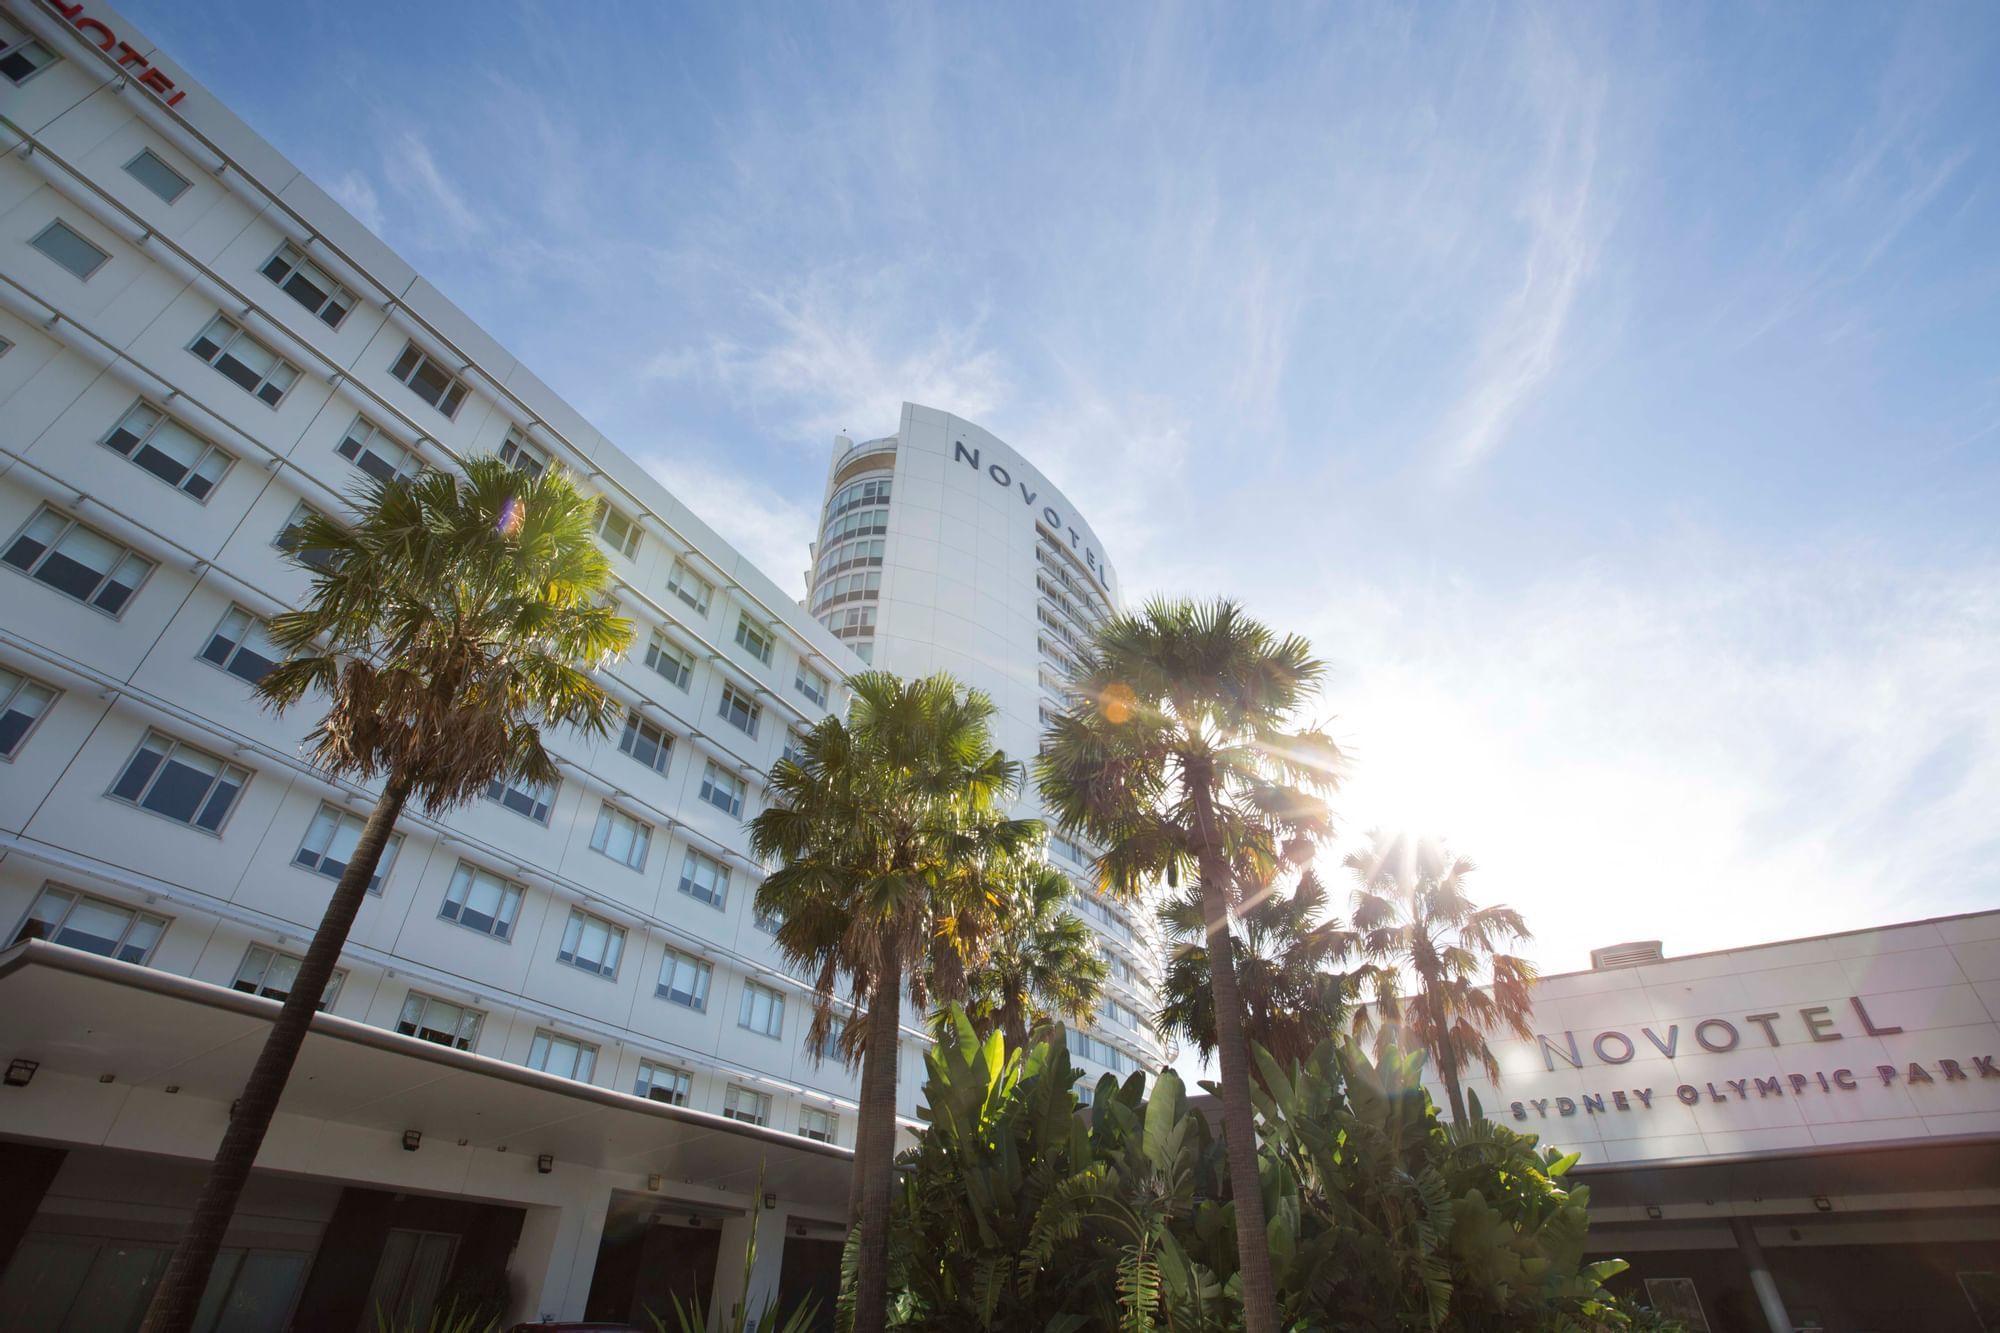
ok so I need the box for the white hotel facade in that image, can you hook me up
[0,3,1161,1328]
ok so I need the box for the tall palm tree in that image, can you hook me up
[1157,865,1366,1081]
[967,860,1109,1052]
[1038,598,1343,1333]
[749,672,1037,1333]
[1347,830,1538,1124]
[140,459,629,1333]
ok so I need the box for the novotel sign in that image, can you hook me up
[950,440,1111,595]
[1508,994,1999,1123]
[38,1,190,109]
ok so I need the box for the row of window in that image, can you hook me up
[1070,1030,1133,1074]
[814,536,885,581]
[825,476,891,521]
[821,507,890,547]
[810,570,881,613]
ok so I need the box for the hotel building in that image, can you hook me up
[0,1,929,1325]
[805,406,1167,1090]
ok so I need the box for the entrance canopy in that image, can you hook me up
[0,940,852,1208]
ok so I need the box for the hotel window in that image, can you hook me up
[190,314,299,407]
[200,604,283,683]
[795,663,828,708]
[397,991,484,1050]
[753,903,782,935]
[4,505,155,617]
[734,615,774,665]
[588,802,652,871]
[232,945,345,1010]
[558,907,625,978]
[101,400,234,500]
[31,220,110,281]
[484,773,555,823]
[617,711,673,775]
[260,242,354,328]
[275,501,340,570]
[656,948,711,1010]
[799,1107,837,1144]
[813,1019,844,1062]
[643,633,694,690]
[595,500,641,558]
[528,1030,597,1083]
[738,981,785,1038]
[1101,998,1140,1030]
[678,848,730,909]
[819,605,876,640]
[123,148,191,204]
[636,1061,692,1106]
[439,861,524,940]
[722,1084,771,1127]
[389,341,467,419]
[816,536,885,579]
[498,428,549,477]
[1049,833,1089,866]
[0,17,58,83]
[717,684,761,738]
[781,729,807,764]
[810,570,880,612]
[0,666,59,759]
[1071,1032,1130,1073]
[699,761,746,818]
[12,885,168,963]
[827,477,891,518]
[109,729,250,833]
[336,415,419,482]
[667,559,712,616]
[821,508,889,544]
[294,802,403,894]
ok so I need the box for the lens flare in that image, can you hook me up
[1100,682,1136,724]
[496,496,526,536]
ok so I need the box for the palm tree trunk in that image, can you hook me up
[1189,782,1280,1333]
[1420,965,1469,1124]
[850,943,903,1333]
[846,996,878,1226]
[140,777,411,1333]
[999,993,1028,1054]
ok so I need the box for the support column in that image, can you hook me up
[712,1203,785,1332]
[1729,1216,1792,1333]
[508,1181,616,1325]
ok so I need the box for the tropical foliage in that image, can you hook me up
[1347,831,1538,1124]
[1039,597,1345,1333]
[966,860,1110,1052]
[886,1008,1675,1332]
[1156,865,1368,1082]
[749,672,1040,1333]
[143,457,630,1333]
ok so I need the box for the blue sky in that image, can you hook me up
[130,1,2000,975]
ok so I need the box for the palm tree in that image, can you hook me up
[967,860,1109,1052]
[1038,598,1344,1333]
[140,458,629,1333]
[749,672,1037,1333]
[1347,830,1538,1124]
[1157,865,1366,1081]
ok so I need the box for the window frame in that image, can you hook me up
[438,860,525,941]
[11,883,169,964]
[0,18,59,84]
[717,684,761,739]
[123,147,192,204]
[557,906,627,979]
[722,1084,772,1127]
[667,560,713,616]
[655,947,713,1011]
[484,773,555,824]
[232,943,346,1010]
[397,990,485,1051]
[389,341,468,419]
[188,313,299,407]
[198,603,283,684]
[527,1029,598,1083]
[497,428,549,477]
[259,241,355,328]
[588,801,653,871]
[3,504,156,618]
[799,1106,837,1143]
[293,801,403,895]
[100,398,236,502]
[677,847,731,910]
[643,632,694,690]
[30,219,111,281]
[635,1061,692,1106]
[617,711,674,775]
[698,761,746,818]
[595,500,641,558]
[106,728,251,835]
[0,665,60,760]
[737,980,785,1039]
[733,614,774,665]
[794,663,829,708]
[336,414,419,482]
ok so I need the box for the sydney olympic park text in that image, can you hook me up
[1512,992,1998,1121]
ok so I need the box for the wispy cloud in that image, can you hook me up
[327,168,385,234]
[1436,22,1609,474]
[381,131,482,244]
[632,449,823,601]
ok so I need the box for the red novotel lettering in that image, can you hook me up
[38,0,188,109]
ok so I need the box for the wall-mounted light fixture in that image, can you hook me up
[647,1174,663,1192]
[537,1154,554,1175]
[4,1059,37,1087]
[402,1131,422,1152]
[763,1192,777,1210]
[98,1073,115,1084]
[1812,1195,1832,1212]
[1644,1205,1663,1220]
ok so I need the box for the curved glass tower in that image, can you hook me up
[806,403,1165,1087]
